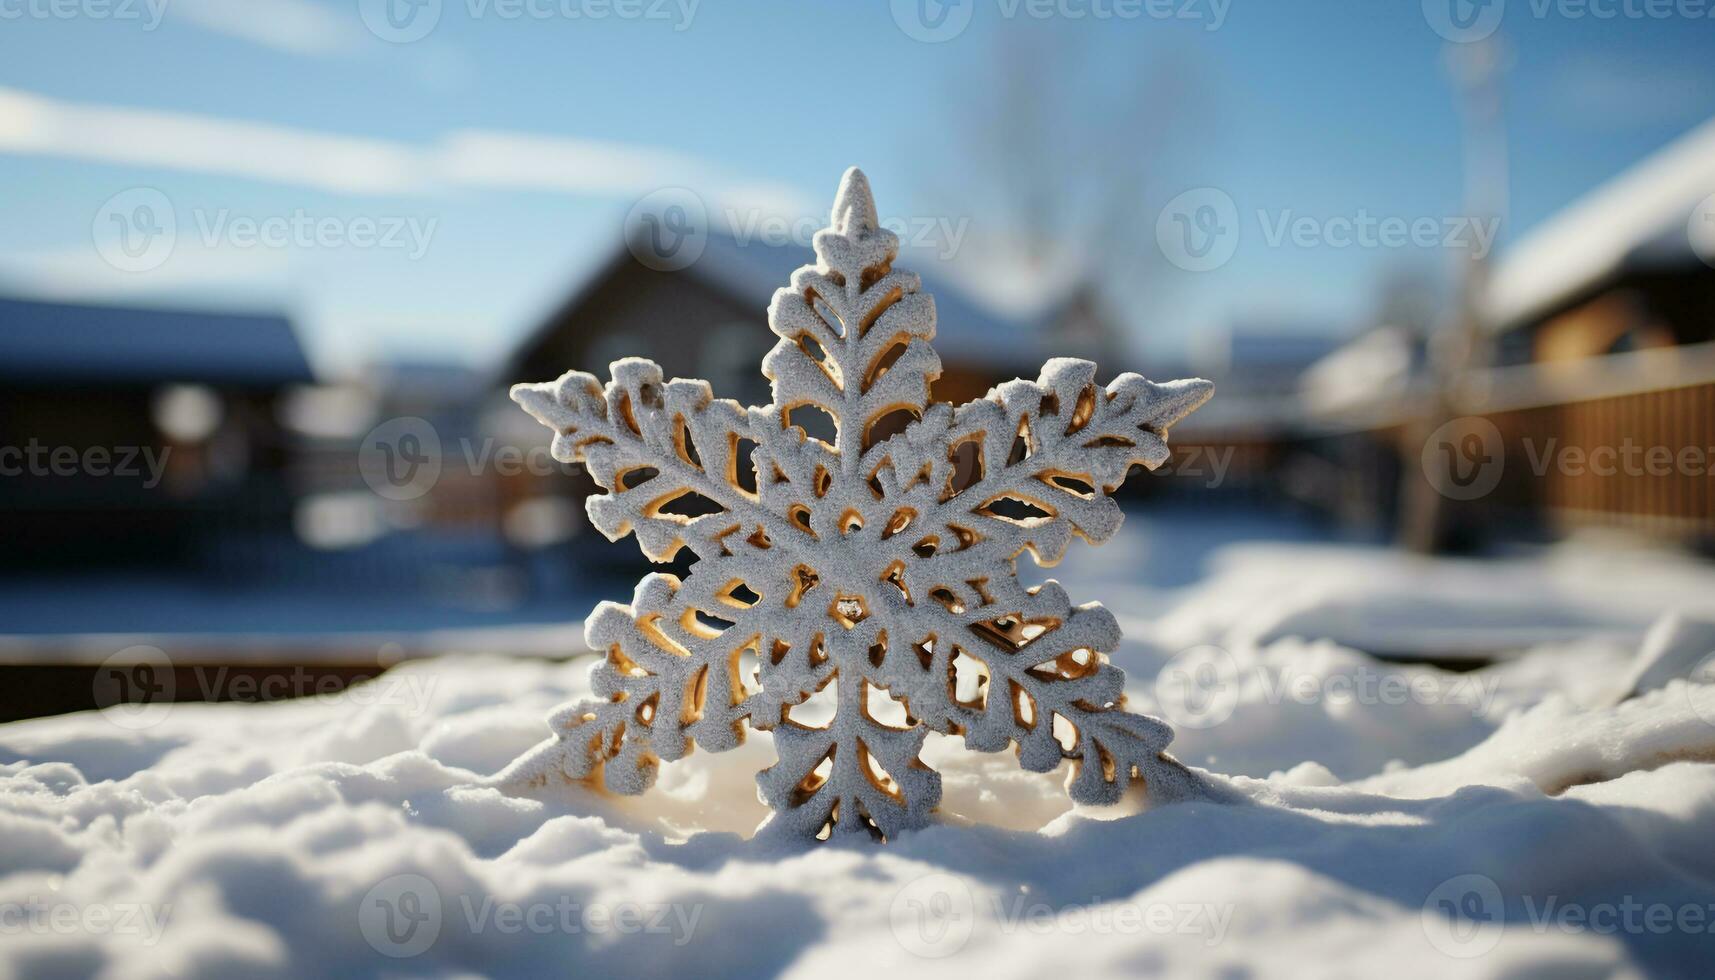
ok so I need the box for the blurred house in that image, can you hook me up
[287,358,498,537]
[1474,116,1715,542]
[0,296,313,571]
[493,231,1052,564]
[1293,324,1429,529]
[505,231,1048,407]
[1484,119,1715,365]
[1303,114,1715,545]
[1038,280,1124,369]
[1156,324,1344,503]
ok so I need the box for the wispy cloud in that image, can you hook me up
[0,86,809,214]
[168,0,368,57]
[439,131,711,196]
[0,241,294,304]
[0,88,427,194]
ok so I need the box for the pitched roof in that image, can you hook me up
[0,296,313,386]
[510,231,1047,380]
[1483,114,1715,332]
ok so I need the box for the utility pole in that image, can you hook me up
[1401,36,1509,553]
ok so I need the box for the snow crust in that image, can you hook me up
[4,542,1715,977]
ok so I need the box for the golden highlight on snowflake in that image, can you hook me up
[507,168,1216,842]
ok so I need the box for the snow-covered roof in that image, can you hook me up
[1483,114,1715,332]
[1298,325,1422,419]
[0,296,312,386]
[1193,326,1344,380]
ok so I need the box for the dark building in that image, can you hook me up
[0,296,314,570]
[494,231,1052,565]
[505,232,1046,409]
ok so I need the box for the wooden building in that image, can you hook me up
[1303,115,1715,546]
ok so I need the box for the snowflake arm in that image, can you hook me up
[512,359,796,563]
[764,168,941,476]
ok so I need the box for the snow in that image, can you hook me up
[1045,519,1715,662]
[4,535,1715,977]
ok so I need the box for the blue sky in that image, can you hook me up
[1,0,1711,375]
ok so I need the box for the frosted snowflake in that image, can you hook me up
[507,168,1216,841]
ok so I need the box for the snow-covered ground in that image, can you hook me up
[4,526,1715,977]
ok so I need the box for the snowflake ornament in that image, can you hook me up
[508,168,1216,842]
